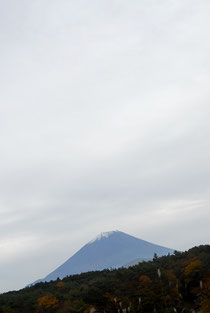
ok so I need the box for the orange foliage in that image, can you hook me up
[56,281,64,288]
[203,276,210,289]
[184,260,202,277]
[139,275,152,284]
[201,298,210,313]
[165,270,177,283]
[38,295,59,309]
[200,276,210,312]
[105,293,119,302]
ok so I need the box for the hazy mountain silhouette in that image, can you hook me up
[32,231,174,284]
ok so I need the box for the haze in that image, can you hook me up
[0,0,210,293]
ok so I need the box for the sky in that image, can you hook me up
[0,0,210,293]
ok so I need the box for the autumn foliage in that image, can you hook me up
[184,259,202,278]
[0,245,209,313]
[38,295,59,309]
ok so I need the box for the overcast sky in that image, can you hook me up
[1,0,210,293]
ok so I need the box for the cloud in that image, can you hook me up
[0,0,210,293]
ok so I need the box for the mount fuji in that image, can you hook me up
[32,231,174,284]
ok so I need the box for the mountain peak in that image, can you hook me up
[31,230,174,285]
[88,230,119,244]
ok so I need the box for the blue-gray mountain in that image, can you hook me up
[32,231,174,284]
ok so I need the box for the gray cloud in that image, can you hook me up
[0,0,210,293]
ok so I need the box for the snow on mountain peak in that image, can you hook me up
[88,230,119,244]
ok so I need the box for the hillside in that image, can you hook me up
[0,245,209,313]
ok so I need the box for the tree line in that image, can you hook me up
[0,245,209,313]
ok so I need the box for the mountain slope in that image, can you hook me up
[2,245,210,313]
[123,257,151,267]
[35,231,174,283]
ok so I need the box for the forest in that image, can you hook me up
[0,245,209,313]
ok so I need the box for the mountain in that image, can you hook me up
[123,257,151,268]
[32,231,174,284]
[3,245,210,313]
